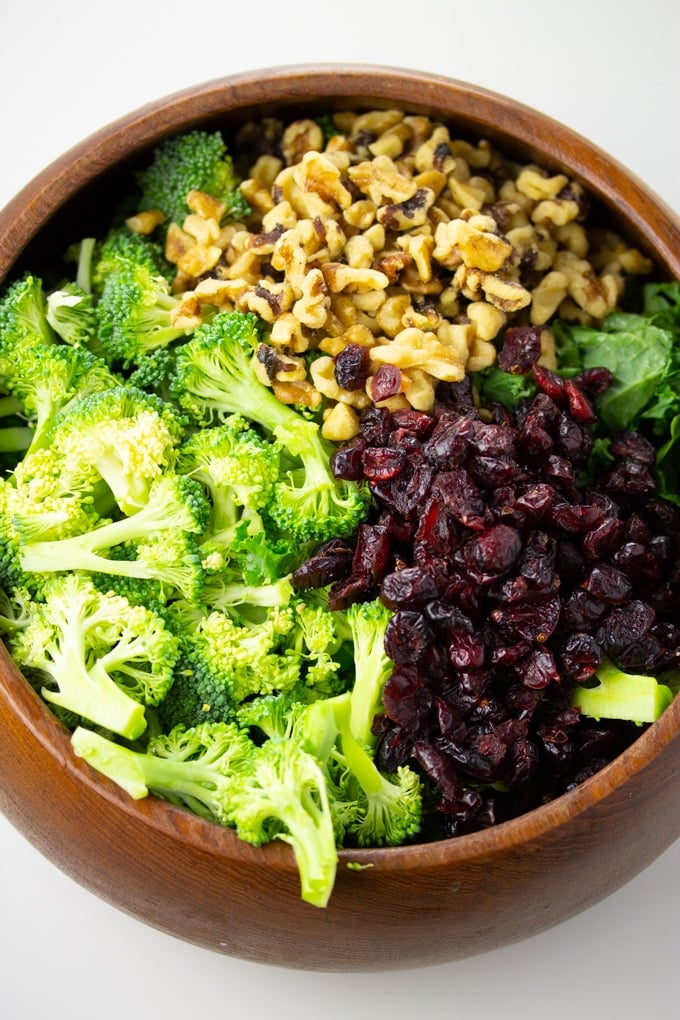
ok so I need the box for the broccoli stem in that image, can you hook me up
[0,425,34,453]
[572,659,674,724]
[18,478,195,574]
[339,725,389,798]
[43,623,147,741]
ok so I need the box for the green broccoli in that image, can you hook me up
[0,446,102,547]
[296,691,422,848]
[345,598,394,748]
[126,347,178,401]
[171,311,369,542]
[72,719,337,907]
[96,261,189,367]
[137,129,251,227]
[17,473,210,601]
[177,415,281,553]
[91,227,170,293]
[2,343,120,456]
[0,273,56,353]
[200,568,295,612]
[46,282,98,347]
[51,385,184,513]
[71,720,254,819]
[572,658,674,724]
[227,734,338,907]
[2,573,179,739]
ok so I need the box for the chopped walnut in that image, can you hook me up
[148,107,654,421]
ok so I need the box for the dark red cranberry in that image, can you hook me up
[333,342,371,390]
[497,325,543,374]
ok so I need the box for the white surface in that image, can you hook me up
[1,1,679,1016]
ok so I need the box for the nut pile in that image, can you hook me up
[129,109,652,442]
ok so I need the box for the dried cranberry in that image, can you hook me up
[454,523,522,582]
[330,436,366,480]
[596,600,656,655]
[381,566,441,609]
[384,610,434,664]
[371,364,403,402]
[490,593,561,644]
[532,364,567,404]
[582,517,625,559]
[497,325,543,374]
[423,416,475,468]
[563,378,597,423]
[582,563,633,605]
[362,446,405,481]
[359,406,394,445]
[433,468,489,530]
[290,537,354,589]
[334,343,371,391]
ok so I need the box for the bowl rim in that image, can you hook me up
[1,61,679,876]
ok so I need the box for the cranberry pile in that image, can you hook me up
[293,343,680,840]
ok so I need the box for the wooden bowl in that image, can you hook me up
[1,64,679,972]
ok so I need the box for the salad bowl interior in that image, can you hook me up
[0,64,679,972]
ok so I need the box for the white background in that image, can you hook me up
[1,1,679,1017]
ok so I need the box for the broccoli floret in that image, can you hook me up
[0,273,56,353]
[287,597,350,694]
[46,282,98,347]
[157,600,304,732]
[72,719,336,907]
[236,689,307,742]
[92,227,170,293]
[345,598,394,748]
[137,130,251,228]
[2,343,120,456]
[96,261,189,367]
[0,447,102,546]
[227,735,338,907]
[171,311,369,541]
[3,574,179,738]
[297,691,422,848]
[51,385,184,513]
[191,606,300,704]
[572,658,674,724]
[178,415,281,548]
[17,473,210,601]
[126,347,178,401]
[71,721,254,820]
[156,636,237,731]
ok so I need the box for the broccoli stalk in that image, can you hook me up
[296,691,422,848]
[172,311,369,541]
[346,599,394,748]
[572,658,674,724]
[72,720,338,908]
[52,385,184,514]
[4,574,179,739]
[227,735,338,908]
[71,721,254,817]
[17,474,209,600]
